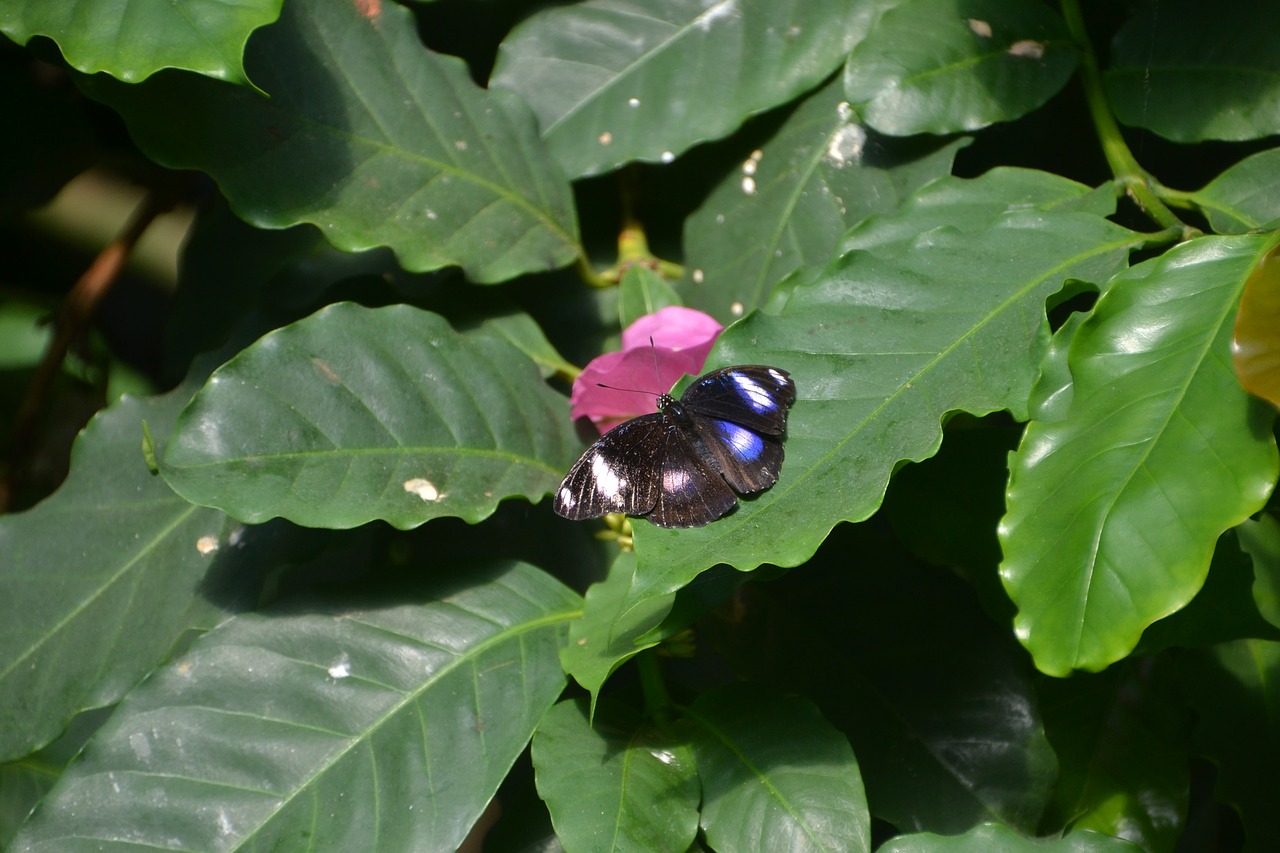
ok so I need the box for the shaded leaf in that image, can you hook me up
[83,0,580,283]
[1181,639,1280,853]
[881,823,1141,852]
[1233,242,1280,406]
[680,75,965,322]
[162,303,579,529]
[491,0,868,178]
[618,265,681,331]
[1191,147,1280,234]
[688,683,868,853]
[1237,515,1280,631]
[1001,235,1280,676]
[532,698,699,853]
[843,0,1077,136]
[1106,0,1280,143]
[1038,661,1189,852]
[625,207,1137,614]
[0,0,281,87]
[9,561,579,851]
[0,383,241,761]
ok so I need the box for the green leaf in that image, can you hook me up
[880,824,1142,852]
[625,207,1137,614]
[477,312,579,380]
[82,0,580,284]
[843,0,1077,136]
[1106,0,1280,143]
[0,711,104,847]
[688,684,869,853]
[161,303,579,529]
[532,697,699,853]
[680,75,964,322]
[1190,147,1280,234]
[562,552,745,706]
[1232,243,1280,408]
[1000,235,1280,676]
[1237,516,1280,631]
[9,561,579,851]
[1038,661,1189,852]
[0,0,281,88]
[491,0,868,178]
[0,383,238,761]
[1180,639,1280,853]
[618,265,682,331]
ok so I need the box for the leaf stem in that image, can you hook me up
[1059,0,1197,239]
[636,652,673,727]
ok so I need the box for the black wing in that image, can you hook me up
[689,415,786,495]
[680,366,796,435]
[646,426,738,528]
[553,413,667,521]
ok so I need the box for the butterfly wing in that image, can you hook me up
[689,415,786,494]
[553,414,667,520]
[646,426,738,528]
[680,366,796,435]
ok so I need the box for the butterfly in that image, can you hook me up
[553,365,796,528]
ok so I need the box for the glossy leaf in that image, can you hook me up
[1001,235,1280,676]
[82,0,580,283]
[680,75,964,322]
[881,824,1141,852]
[9,561,579,851]
[1191,147,1280,234]
[1233,242,1280,406]
[161,303,579,529]
[0,0,280,87]
[1180,640,1280,853]
[625,206,1138,614]
[0,383,239,761]
[1106,0,1280,143]
[532,698,699,853]
[843,0,1077,136]
[688,684,869,853]
[491,0,866,178]
[1038,661,1189,852]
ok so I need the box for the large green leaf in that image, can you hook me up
[82,0,580,284]
[680,75,964,322]
[490,0,869,178]
[0,0,281,87]
[161,303,579,529]
[0,382,240,761]
[1189,147,1280,235]
[1180,639,1280,853]
[1106,0,1280,143]
[532,698,699,853]
[625,206,1137,613]
[843,0,1077,136]
[881,824,1141,852]
[1000,235,1280,676]
[688,684,868,853]
[9,561,579,851]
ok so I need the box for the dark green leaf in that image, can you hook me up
[688,684,869,853]
[1237,516,1280,631]
[844,0,1077,135]
[532,698,699,853]
[0,0,281,87]
[82,0,580,283]
[1106,0,1280,143]
[491,0,869,177]
[1191,147,1280,234]
[9,561,579,851]
[162,303,579,529]
[881,824,1142,852]
[618,265,682,331]
[1001,235,1280,676]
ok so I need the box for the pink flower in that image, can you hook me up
[570,306,723,432]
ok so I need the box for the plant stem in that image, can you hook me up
[1059,0,1195,238]
[636,652,673,727]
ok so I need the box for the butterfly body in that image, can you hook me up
[554,366,796,528]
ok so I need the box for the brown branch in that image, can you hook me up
[1,189,174,513]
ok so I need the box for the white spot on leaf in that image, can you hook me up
[1008,39,1045,59]
[196,536,218,556]
[328,654,352,679]
[968,18,992,38]
[404,478,441,502]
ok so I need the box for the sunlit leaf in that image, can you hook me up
[1001,235,1280,676]
[1190,147,1280,234]
[9,561,579,851]
[162,303,579,529]
[0,0,281,87]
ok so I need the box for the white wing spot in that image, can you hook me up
[591,454,628,503]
